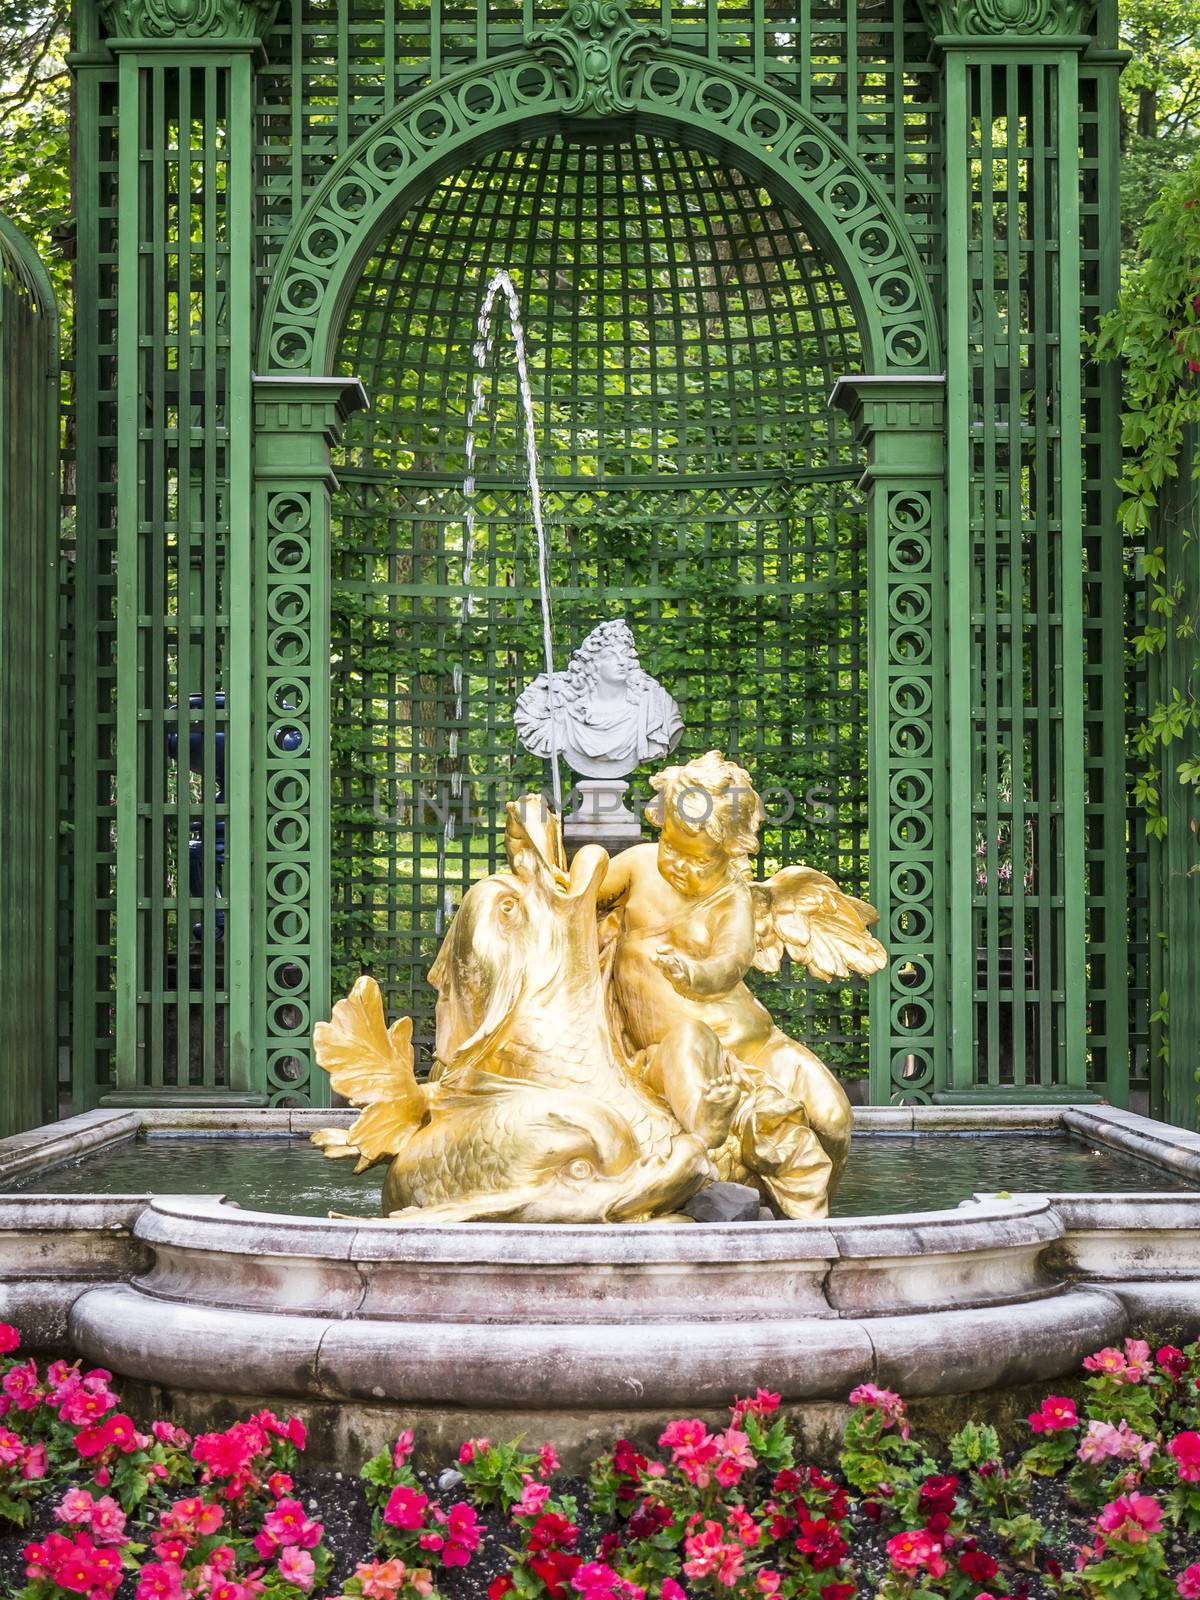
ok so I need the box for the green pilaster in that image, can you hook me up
[1158,429,1200,1128]
[832,377,948,1105]
[99,0,277,1101]
[0,214,60,1137]
[929,0,1097,1097]
[251,375,367,1105]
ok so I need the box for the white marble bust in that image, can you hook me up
[514,619,683,780]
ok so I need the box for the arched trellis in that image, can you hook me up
[248,40,948,1106]
[256,47,940,380]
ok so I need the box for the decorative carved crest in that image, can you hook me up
[920,0,1096,32]
[525,0,668,115]
[98,0,280,39]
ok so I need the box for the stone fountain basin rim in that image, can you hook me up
[118,1188,1076,1264]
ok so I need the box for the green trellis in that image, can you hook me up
[0,213,59,1138]
[49,0,1154,1117]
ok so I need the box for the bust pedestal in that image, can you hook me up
[563,778,642,856]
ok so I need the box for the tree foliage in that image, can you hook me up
[0,6,71,306]
[1119,0,1200,256]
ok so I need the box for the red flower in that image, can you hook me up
[490,1578,515,1600]
[626,1499,670,1542]
[820,1585,856,1600]
[917,1475,959,1518]
[1158,1347,1188,1378]
[795,1518,848,1571]
[530,1550,582,1597]
[528,1512,578,1553]
[960,1549,999,1581]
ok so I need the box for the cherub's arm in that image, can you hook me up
[656,890,757,997]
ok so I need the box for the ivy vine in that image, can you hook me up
[1096,156,1200,840]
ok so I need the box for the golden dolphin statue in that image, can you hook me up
[311,799,713,1222]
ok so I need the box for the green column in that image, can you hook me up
[1157,429,1200,1128]
[98,0,277,1102]
[251,376,367,1106]
[927,0,1098,1099]
[832,377,948,1105]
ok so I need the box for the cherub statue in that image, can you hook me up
[514,619,682,779]
[598,751,886,1218]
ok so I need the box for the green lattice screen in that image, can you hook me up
[330,131,869,1077]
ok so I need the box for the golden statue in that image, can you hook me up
[312,752,885,1222]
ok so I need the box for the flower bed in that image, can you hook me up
[2,1327,1200,1599]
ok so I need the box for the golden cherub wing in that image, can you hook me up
[750,866,887,983]
[311,975,426,1168]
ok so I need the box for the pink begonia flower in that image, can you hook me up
[848,1384,910,1437]
[0,1428,24,1467]
[279,1546,317,1592]
[1123,1339,1153,1382]
[732,1388,781,1425]
[354,1558,411,1599]
[263,1496,322,1549]
[712,1427,757,1488]
[135,1562,186,1600]
[0,1323,20,1353]
[513,1478,551,1518]
[384,1484,429,1531]
[886,1529,948,1578]
[1029,1396,1078,1433]
[726,1505,761,1548]
[442,1501,482,1564]
[2,1360,42,1411]
[756,1572,781,1595]
[89,1495,128,1544]
[393,1429,415,1467]
[1096,1493,1163,1544]
[57,1488,96,1525]
[683,1519,746,1587]
[459,1436,490,1465]
[1083,1347,1128,1379]
[1177,1565,1200,1599]
[150,1420,190,1449]
[1078,1420,1154,1469]
[539,1443,560,1479]
[1170,1433,1200,1482]
[22,1442,46,1480]
[659,1419,720,1485]
[661,1583,686,1600]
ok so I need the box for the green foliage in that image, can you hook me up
[1096,155,1200,839]
[0,6,71,311]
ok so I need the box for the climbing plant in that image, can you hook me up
[1097,155,1200,842]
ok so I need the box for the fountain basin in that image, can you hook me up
[1,1104,1198,1460]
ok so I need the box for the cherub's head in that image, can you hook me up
[646,751,764,895]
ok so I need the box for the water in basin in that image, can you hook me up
[4,1131,1193,1218]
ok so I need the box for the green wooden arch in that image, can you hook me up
[257,45,941,379]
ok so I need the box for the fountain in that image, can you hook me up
[3,275,1200,1463]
